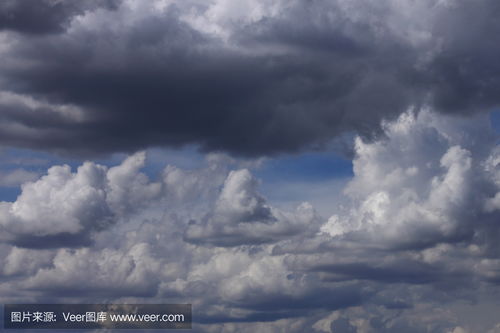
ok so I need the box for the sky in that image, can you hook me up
[0,0,500,332]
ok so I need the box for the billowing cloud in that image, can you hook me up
[23,243,160,298]
[319,110,500,251]
[185,169,321,246]
[0,151,161,247]
[0,109,499,332]
[0,0,499,157]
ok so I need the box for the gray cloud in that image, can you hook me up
[427,0,500,113]
[0,0,120,35]
[0,168,38,187]
[0,0,498,157]
[0,108,500,332]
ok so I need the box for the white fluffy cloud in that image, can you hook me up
[0,152,161,245]
[321,110,500,250]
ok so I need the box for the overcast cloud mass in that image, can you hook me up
[0,0,499,156]
[1,0,500,332]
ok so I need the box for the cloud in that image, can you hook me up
[0,168,39,187]
[0,0,120,35]
[0,109,500,331]
[184,169,321,246]
[23,243,160,298]
[0,151,161,247]
[427,0,500,113]
[2,247,54,277]
[320,110,500,251]
[330,317,357,333]
[0,0,499,156]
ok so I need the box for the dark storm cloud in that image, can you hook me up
[234,285,367,312]
[427,0,500,113]
[1,0,498,156]
[10,233,93,249]
[311,261,444,285]
[193,284,368,323]
[0,0,120,35]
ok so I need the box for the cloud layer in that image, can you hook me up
[0,109,499,332]
[1,0,500,156]
[1,2,500,332]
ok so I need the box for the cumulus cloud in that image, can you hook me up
[320,110,500,250]
[185,169,320,246]
[0,109,500,332]
[2,247,54,277]
[0,0,499,156]
[0,152,161,247]
[23,243,160,298]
